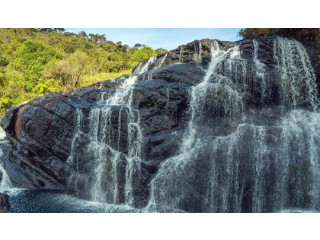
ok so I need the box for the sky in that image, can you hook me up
[66,28,242,50]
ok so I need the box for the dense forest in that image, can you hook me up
[0,28,165,116]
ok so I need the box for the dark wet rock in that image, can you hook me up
[0,193,10,212]
[0,61,207,204]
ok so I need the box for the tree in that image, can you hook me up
[10,40,62,91]
[54,28,65,33]
[88,34,107,45]
[131,46,156,63]
[43,50,89,87]
[79,31,88,39]
[155,48,167,54]
[0,28,159,116]
[38,28,54,33]
[38,28,65,33]
[134,43,142,49]
[238,28,278,39]
[32,78,60,94]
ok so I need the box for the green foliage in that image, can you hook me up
[43,50,89,87]
[33,79,61,94]
[239,28,320,41]
[11,40,62,91]
[0,28,165,117]
[238,28,279,39]
[131,46,156,63]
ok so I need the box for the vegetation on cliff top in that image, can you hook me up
[0,28,165,116]
[239,28,320,42]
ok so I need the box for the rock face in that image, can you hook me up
[0,39,211,206]
[0,193,10,212]
[1,36,320,212]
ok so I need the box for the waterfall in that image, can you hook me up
[179,46,184,63]
[146,37,320,212]
[2,36,319,213]
[181,41,244,150]
[193,41,202,64]
[0,154,12,193]
[0,127,12,193]
[253,40,268,103]
[157,53,168,68]
[0,127,6,139]
[273,37,319,110]
[133,56,156,76]
[67,60,149,206]
[147,41,245,212]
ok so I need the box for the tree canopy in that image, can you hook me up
[0,28,165,116]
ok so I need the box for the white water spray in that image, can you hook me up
[146,37,320,213]
[67,59,153,205]
[274,37,319,110]
[0,127,12,193]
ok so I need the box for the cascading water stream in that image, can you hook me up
[158,53,168,68]
[193,41,202,64]
[0,155,12,193]
[253,40,268,102]
[0,127,12,193]
[146,37,320,213]
[146,41,245,212]
[273,37,319,110]
[181,41,243,151]
[67,59,152,206]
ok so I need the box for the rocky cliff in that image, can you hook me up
[1,35,320,212]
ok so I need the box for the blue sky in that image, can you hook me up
[66,28,242,50]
